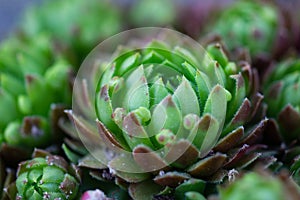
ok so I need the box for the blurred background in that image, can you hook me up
[1,0,299,41]
[0,0,43,40]
[0,0,234,41]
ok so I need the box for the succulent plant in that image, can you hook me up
[217,170,300,200]
[69,29,268,199]
[207,0,288,60]
[15,149,80,200]
[22,0,122,64]
[0,34,73,148]
[263,58,300,143]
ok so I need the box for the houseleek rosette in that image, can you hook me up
[0,34,73,148]
[70,28,266,199]
[15,149,80,200]
[208,0,280,58]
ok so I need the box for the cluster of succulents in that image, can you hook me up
[0,0,300,199]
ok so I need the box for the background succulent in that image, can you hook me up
[207,0,289,63]
[263,58,300,143]
[217,169,300,200]
[69,29,268,199]
[263,58,300,186]
[15,149,80,200]
[0,34,73,149]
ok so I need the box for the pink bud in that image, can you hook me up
[81,189,108,200]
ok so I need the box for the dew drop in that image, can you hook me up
[159,170,165,176]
